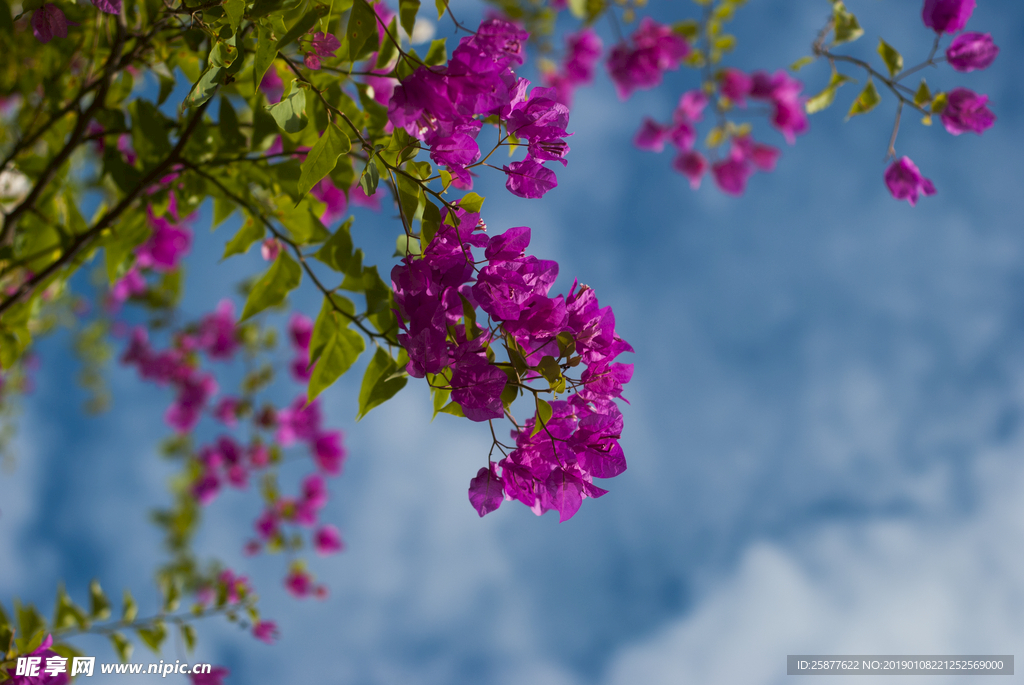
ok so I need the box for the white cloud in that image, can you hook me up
[604,446,1024,685]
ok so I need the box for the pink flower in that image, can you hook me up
[711,157,752,196]
[503,159,558,199]
[672,150,708,189]
[288,313,313,351]
[32,4,69,44]
[165,373,217,432]
[91,0,121,14]
[284,567,312,597]
[213,396,239,426]
[312,431,346,474]
[719,68,753,105]
[276,396,321,445]
[8,634,69,685]
[301,474,328,509]
[468,464,503,516]
[310,31,341,57]
[607,18,689,99]
[675,90,708,122]
[197,300,239,360]
[940,87,995,135]
[311,179,348,225]
[634,118,667,152]
[260,67,283,104]
[922,0,975,33]
[252,620,278,644]
[110,267,146,304]
[260,238,281,261]
[190,666,229,685]
[303,52,322,70]
[137,212,192,271]
[946,32,998,72]
[254,509,279,540]
[884,156,936,206]
[314,524,344,554]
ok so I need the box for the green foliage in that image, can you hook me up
[240,252,302,320]
[806,71,855,114]
[267,88,309,134]
[847,79,881,118]
[223,217,265,259]
[358,347,408,419]
[877,39,903,78]
[298,124,352,197]
[831,1,863,45]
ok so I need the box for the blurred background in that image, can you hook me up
[2,1,1024,683]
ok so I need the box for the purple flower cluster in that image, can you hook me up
[922,0,976,34]
[29,0,120,44]
[607,18,689,100]
[635,79,789,195]
[543,29,603,107]
[391,204,633,521]
[388,19,570,198]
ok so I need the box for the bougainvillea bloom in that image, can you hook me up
[607,18,689,99]
[673,150,708,189]
[884,156,936,206]
[197,300,239,360]
[8,634,70,685]
[469,464,504,516]
[543,29,603,106]
[252,621,278,644]
[720,68,753,105]
[260,238,281,261]
[91,0,122,14]
[712,157,752,196]
[304,53,322,70]
[503,159,558,198]
[191,667,229,685]
[940,88,995,135]
[314,524,344,554]
[310,31,341,57]
[945,32,998,72]
[32,4,69,44]
[137,212,192,271]
[922,0,976,33]
[260,66,284,104]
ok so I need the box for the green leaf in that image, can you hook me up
[130,100,172,163]
[253,24,277,91]
[914,79,932,107]
[184,62,225,109]
[847,79,881,118]
[248,0,286,19]
[458,192,485,213]
[102,147,141,194]
[266,89,308,134]
[110,632,133,663]
[224,0,245,30]
[212,196,236,230]
[395,234,421,256]
[89,580,111,621]
[313,217,355,271]
[424,38,447,66]
[122,589,138,623]
[357,347,408,419]
[790,56,814,71]
[104,212,150,284]
[805,71,855,114]
[567,0,585,19]
[308,327,365,402]
[530,399,553,437]
[222,217,264,259]
[375,17,400,70]
[877,38,903,78]
[347,0,380,61]
[219,96,247,149]
[277,9,321,50]
[0,0,13,35]
[832,1,863,44]
[53,585,89,632]
[434,0,445,19]
[180,624,197,653]
[279,201,330,244]
[136,620,166,653]
[421,200,441,246]
[359,156,380,196]
[240,252,302,320]
[309,293,356,363]
[398,0,420,39]
[930,91,948,114]
[298,124,351,196]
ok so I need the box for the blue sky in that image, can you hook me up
[3,1,1024,684]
